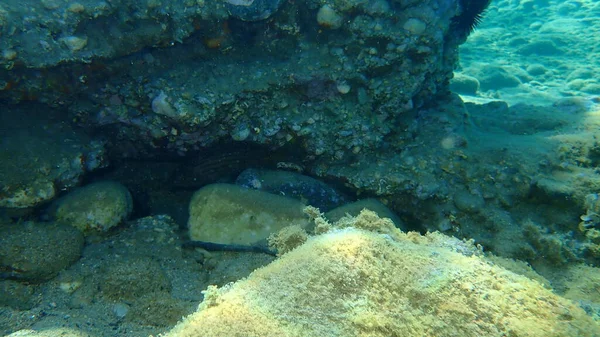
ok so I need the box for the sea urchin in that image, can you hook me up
[452,0,492,39]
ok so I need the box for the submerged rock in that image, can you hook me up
[0,103,107,210]
[325,198,406,230]
[165,210,600,337]
[236,168,348,212]
[188,183,310,245]
[0,222,84,283]
[48,181,133,234]
[0,215,206,336]
[1,0,471,172]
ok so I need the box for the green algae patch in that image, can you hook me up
[166,210,599,337]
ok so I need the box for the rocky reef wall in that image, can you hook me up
[0,0,464,160]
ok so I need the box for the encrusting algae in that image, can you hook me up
[163,208,600,337]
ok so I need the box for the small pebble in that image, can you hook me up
[61,36,88,52]
[113,303,130,318]
[336,82,351,94]
[2,49,17,60]
[317,5,343,29]
[67,3,85,13]
[403,18,427,35]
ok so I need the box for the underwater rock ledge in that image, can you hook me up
[1,0,474,165]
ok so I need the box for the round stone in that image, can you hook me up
[0,221,84,282]
[50,181,133,234]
